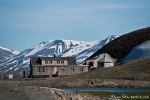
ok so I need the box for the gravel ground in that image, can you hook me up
[0,84,59,100]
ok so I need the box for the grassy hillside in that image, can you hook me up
[87,26,150,60]
[71,58,150,81]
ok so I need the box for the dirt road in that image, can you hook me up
[0,84,58,100]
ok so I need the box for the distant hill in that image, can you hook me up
[86,27,150,60]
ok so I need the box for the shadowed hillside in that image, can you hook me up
[87,26,150,60]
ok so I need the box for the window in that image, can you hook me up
[61,61,64,64]
[57,61,60,64]
[49,60,52,64]
[56,61,64,64]
[43,67,45,72]
[72,68,74,71]
[45,60,52,64]
[45,60,48,64]
[99,63,104,67]
[37,67,45,72]
[80,68,83,71]
[37,67,40,72]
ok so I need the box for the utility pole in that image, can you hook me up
[4,67,5,78]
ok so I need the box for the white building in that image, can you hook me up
[97,53,114,67]
[82,53,115,69]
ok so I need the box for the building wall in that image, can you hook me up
[42,60,68,65]
[58,66,73,75]
[33,66,53,76]
[98,62,114,68]
[104,62,114,67]
[32,65,88,77]
[85,56,103,68]
[85,54,115,68]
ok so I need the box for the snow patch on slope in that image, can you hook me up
[118,40,150,63]
[0,46,20,55]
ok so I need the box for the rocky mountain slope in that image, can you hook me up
[0,35,118,72]
[0,46,20,62]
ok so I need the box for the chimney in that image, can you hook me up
[104,53,106,57]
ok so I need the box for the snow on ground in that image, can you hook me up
[14,67,19,71]
[118,40,150,62]
[25,43,47,57]
[0,46,13,52]
[22,58,30,65]
[0,46,20,55]
[0,59,18,66]
[63,39,84,46]
[61,41,99,57]
[12,50,20,55]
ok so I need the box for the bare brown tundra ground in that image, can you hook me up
[0,80,106,100]
[0,78,150,100]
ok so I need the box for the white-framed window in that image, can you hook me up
[61,61,64,64]
[45,60,48,64]
[45,60,52,64]
[37,67,45,72]
[72,68,74,71]
[80,68,83,71]
[49,60,52,64]
[57,61,60,64]
[57,60,64,64]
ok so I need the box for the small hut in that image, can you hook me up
[98,53,114,68]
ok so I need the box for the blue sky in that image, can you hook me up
[0,0,150,51]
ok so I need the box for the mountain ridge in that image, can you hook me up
[0,46,20,62]
[0,35,118,72]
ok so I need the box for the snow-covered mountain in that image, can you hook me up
[0,35,118,72]
[118,40,150,63]
[0,46,20,62]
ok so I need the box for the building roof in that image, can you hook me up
[30,57,41,66]
[98,53,114,63]
[30,57,76,66]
